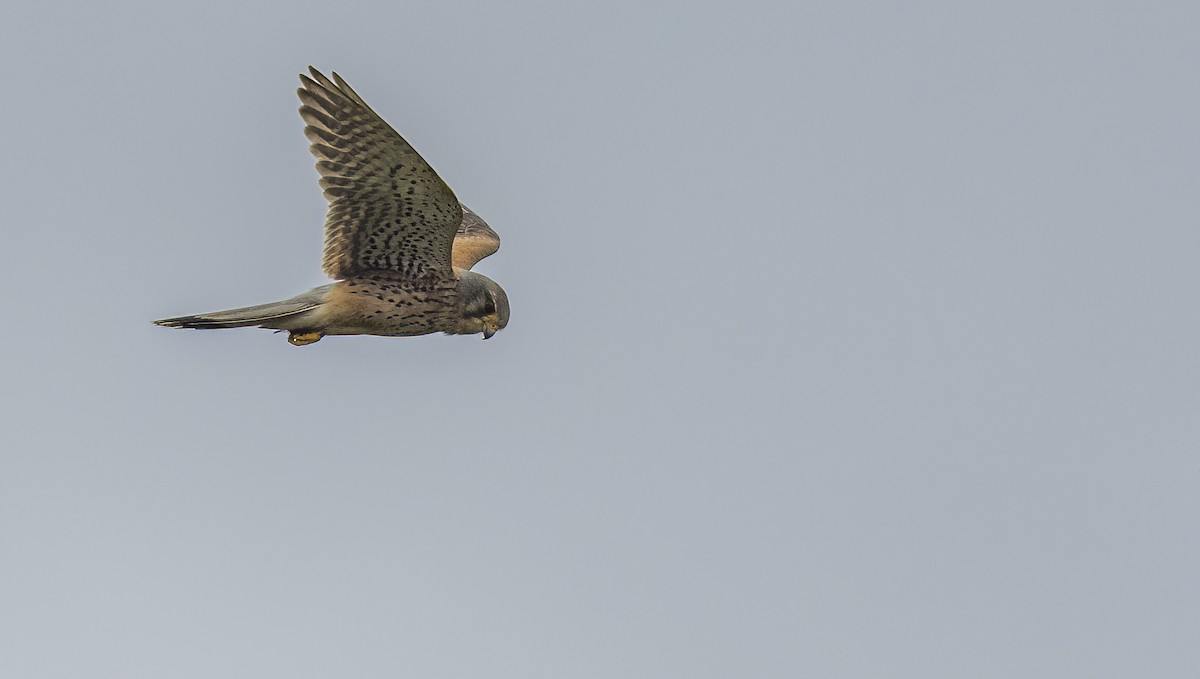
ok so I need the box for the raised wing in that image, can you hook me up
[298,67,462,280]
[452,206,501,270]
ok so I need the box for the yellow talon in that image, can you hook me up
[287,332,322,346]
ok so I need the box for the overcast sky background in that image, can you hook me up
[2,2,1198,677]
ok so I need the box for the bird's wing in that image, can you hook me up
[299,67,461,280]
[452,206,501,270]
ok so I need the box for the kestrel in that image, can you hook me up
[154,67,509,346]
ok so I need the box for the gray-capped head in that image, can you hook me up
[453,271,510,339]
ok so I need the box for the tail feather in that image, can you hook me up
[154,285,331,330]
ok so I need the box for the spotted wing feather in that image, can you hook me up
[298,67,461,280]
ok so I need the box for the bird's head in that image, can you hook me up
[454,271,510,339]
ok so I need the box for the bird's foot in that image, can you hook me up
[287,332,322,346]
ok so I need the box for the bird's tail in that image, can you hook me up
[153,285,331,330]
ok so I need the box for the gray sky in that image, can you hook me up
[2,1,1198,677]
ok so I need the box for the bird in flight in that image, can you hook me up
[154,67,509,346]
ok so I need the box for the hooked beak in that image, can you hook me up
[482,325,497,340]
